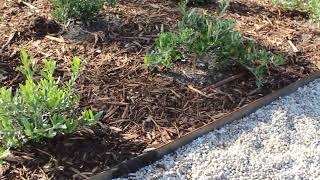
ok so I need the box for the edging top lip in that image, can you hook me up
[90,72,320,180]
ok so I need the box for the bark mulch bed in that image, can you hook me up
[0,0,319,179]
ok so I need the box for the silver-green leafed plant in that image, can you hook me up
[145,2,285,86]
[52,0,104,22]
[0,50,102,159]
[273,0,320,21]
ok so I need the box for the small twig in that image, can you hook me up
[1,32,16,50]
[36,149,53,157]
[19,1,40,12]
[45,35,65,43]
[170,89,182,99]
[2,155,25,163]
[173,122,181,138]
[96,98,129,106]
[103,106,119,119]
[121,105,129,119]
[203,73,246,91]
[104,101,129,106]
[237,97,246,107]
[288,40,299,52]
[187,85,210,98]
[117,36,151,41]
[248,88,261,96]
[243,36,256,42]
[109,126,122,132]
[70,167,89,179]
[105,64,126,73]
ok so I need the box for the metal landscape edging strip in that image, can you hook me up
[91,72,320,180]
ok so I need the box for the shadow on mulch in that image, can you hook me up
[31,16,62,39]
[12,16,62,42]
[62,14,170,52]
[151,40,316,92]
[227,1,309,20]
[0,52,21,87]
[2,125,145,179]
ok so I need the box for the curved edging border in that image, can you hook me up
[91,72,320,180]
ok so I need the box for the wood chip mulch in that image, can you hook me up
[0,0,319,179]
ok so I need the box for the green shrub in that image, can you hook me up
[309,0,320,20]
[52,0,104,22]
[145,7,284,86]
[273,0,320,21]
[0,50,101,158]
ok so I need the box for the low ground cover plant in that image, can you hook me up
[52,0,103,22]
[273,0,320,21]
[0,50,100,159]
[145,4,284,86]
[52,0,117,23]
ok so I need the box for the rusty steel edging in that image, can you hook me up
[91,72,320,180]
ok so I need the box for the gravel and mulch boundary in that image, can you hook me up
[0,0,319,179]
[122,78,320,179]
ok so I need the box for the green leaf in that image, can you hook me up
[22,119,33,137]
[0,147,11,159]
[47,129,57,138]
[94,111,103,120]
[272,55,286,66]
[66,118,78,133]
[72,56,81,75]
[18,49,34,80]
[81,109,97,126]
[41,59,56,82]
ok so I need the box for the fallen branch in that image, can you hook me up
[203,73,246,91]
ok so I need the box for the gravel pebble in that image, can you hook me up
[119,79,320,180]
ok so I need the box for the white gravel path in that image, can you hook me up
[121,79,320,180]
